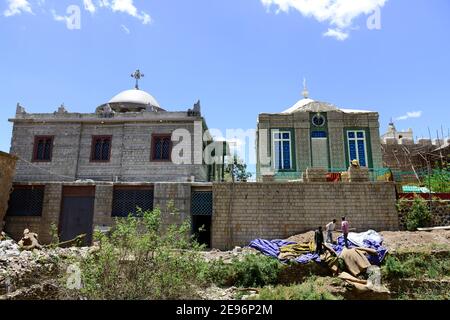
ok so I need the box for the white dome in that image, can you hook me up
[109,89,160,108]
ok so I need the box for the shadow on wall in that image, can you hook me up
[0,151,18,231]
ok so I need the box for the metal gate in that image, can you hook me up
[191,191,213,248]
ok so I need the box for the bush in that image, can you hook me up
[382,254,450,280]
[75,207,207,300]
[251,277,342,300]
[398,196,431,231]
[203,254,283,288]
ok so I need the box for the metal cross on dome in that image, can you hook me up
[131,69,144,90]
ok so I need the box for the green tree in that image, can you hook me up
[224,155,252,182]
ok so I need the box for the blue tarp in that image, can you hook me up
[249,231,388,266]
[295,253,320,264]
[248,239,296,259]
[331,235,388,265]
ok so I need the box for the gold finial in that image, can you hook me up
[302,77,309,99]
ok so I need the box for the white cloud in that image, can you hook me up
[51,9,68,22]
[121,24,130,34]
[83,0,96,13]
[323,28,348,41]
[396,111,422,121]
[98,0,152,24]
[261,0,387,40]
[3,0,33,17]
[3,0,151,25]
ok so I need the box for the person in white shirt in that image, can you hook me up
[325,219,337,243]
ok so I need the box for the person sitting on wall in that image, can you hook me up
[351,159,360,168]
[314,226,324,255]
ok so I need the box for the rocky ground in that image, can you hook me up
[0,238,93,299]
[1,229,449,300]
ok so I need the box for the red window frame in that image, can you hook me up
[32,136,54,162]
[90,135,112,162]
[151,134,172,162]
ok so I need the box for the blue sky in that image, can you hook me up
[1,0,449,164]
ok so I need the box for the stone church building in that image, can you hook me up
[4,71,223,246]
[256,84,383,180]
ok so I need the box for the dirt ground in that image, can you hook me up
[286,229,450,252]
[379,230,450,252]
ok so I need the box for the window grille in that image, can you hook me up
[7,186,44,217]
[112,189,154,217]
[191,191,213,216]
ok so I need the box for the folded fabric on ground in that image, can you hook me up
[347,230,383,247]
[340,247,372,276]
[248,230,387,266]
[331,231,388,265]
[278,242,315,260]
[249,239,296,259]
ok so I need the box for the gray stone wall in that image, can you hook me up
[93,184,114,227]
[154,182,191,230]
[11,123,80,182]
[212,182,399,250]
[10,116,209,183]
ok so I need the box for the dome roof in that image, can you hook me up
[109,89,160,108]
[281,98,373,114]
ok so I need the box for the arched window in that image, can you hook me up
[152,134,172,161]
[91,136,112,162]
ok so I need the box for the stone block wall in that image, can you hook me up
[0,152,17,231]
[212,182,399,250]
[4,183,62,242]
[154,182,191,230]
[10,119,209,183]
[93,184,114,227]
[397,199,450,230]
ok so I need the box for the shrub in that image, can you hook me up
[398,196,431,231]
[203,254,283,288]
[251,277,342,300]
[229,254,283,287]
[74,207,207,300]
[382,254,450,280]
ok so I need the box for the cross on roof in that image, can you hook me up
[302,77,309,98]
[131,69,144,90]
